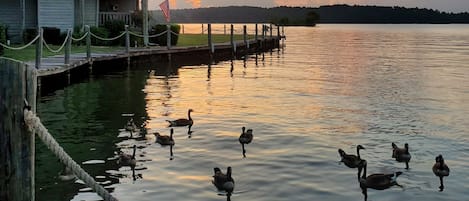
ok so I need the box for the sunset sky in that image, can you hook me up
[149,0,469,13]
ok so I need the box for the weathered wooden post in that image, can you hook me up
[230,24,234,54]
[224,24,227,35]
[243,25,248,49]
[270,24,273,38]
[65,28,72,64]
[202,24,204,34]
[0,58,37,201]
[255,24,258,42]
[166,24,171,50]
[85,25,91,61]
[208,24,213,55]
[35,28,43,69]
[125,25,130,54]
[277,24,280,39]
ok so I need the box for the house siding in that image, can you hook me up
[38,0,75,31]
[84,0,98,26]
[0,0,21,42]
[25,0,37,29]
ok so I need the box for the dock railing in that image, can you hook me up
[0,23,284,70]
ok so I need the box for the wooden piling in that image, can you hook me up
[85,25,91,61]
[230,24,234,54]
[208,24,213,55]
[167,24,171,50]
[125,25,130,54]
[243,25,248,49]
[35,28,43,69]
[65,29,72,64]
[0,58,37,201]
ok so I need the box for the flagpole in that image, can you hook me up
[142,0,149,46]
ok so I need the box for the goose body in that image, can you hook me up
[359,164,402,190]
[212,167,235,193]
[239,127,253,144]
[118,145,137,167]
[166,109,193,127]
[338,145,366,169]
[433,154,449,190]
[392,142,411,169]
[125,118,138,132]
[58,166,76,181]
[156,128,175,146]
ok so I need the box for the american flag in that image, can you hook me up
[159,0,170,22]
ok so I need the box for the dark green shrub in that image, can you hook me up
[149,24,181,46]
[23,28,37,44]
[90,26,110,46]
[72,26,86,46]
[104,20,125,45]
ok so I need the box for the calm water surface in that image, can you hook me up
[36,24,469,201]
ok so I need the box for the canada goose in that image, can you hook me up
[359,163,402,190]
[239,127,253,144]
[166,109,193,127]
[118,145,137,167]
[212,166,235,193]
[58,166,76,181]
[156,128,175,146]
[239,127,254,157]
[125,118,137,132]
[392,143,411,169]
[145,131,158,143]
[338,145,366,168]
[432,154,450,191]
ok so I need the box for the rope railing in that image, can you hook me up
[128,30,168,38]
[23,108,118,201]
[90,31,126,41]
[0,34,40,50]
[170,30,179,36]
[43,32,70,53]
[71,32,89,42]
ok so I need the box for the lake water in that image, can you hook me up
[36,24,469,201]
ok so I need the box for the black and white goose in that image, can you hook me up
[212,166,235,194]
[432,154,450,191]
[392,142,411,169]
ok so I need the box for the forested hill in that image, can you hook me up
[151,6,317,25]
[150,5,469,24]
[317,4,469,23]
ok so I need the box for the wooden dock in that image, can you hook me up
[27,37,280,77]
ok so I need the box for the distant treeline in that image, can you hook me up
[150,6,318,25]
[317,4,469,23]
[150,4,469,24]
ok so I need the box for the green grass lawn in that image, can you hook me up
[1,34,254,62]
[177,34,254,46]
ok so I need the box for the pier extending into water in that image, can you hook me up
[0,23,284,201]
